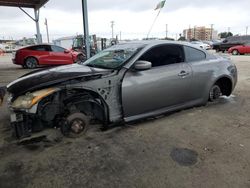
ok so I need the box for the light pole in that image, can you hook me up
[246,26,248,35]
[210,24,214,40]
[111,21,115,39]
[45,18,50,43]
[166,24,168,38]
[194,26,196,40]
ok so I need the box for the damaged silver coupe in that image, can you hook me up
[5,41,237,139]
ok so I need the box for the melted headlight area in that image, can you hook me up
[10,89,108,139]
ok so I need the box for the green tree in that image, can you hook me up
[218,32,233,38]
[178,36,186,41]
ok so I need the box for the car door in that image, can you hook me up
[49,45,73,65]
[246,45,250,54]
[29,45,50,65]
[122,44,193,118]
[183,46,212,101]
[241,44,250,54]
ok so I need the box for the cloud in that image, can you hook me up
[0,0,249,40]
[46,0,250,12]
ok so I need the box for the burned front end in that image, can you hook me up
[8,88,61,138]
[6,44,144,140]
[7,64,124,140]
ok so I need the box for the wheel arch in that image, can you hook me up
[212,75,233,96]
[61,88,110,125]
[24,56,39,65]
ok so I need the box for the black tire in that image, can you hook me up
[61,112,89,138]
[209,84,222,102]
[25,57,38,69]
[232,49,239,55]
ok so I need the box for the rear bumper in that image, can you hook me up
[12,58,19,65]
[12,58,22,65]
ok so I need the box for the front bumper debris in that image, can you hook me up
[10,111,44,139]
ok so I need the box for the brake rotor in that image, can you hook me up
[70,118,85,134]
[61,112,89,138]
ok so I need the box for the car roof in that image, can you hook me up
[19,44,64,50]
[111,40,206,52]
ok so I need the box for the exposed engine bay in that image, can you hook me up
[7,64,125,139]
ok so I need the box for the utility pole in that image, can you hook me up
[45,18,50,43]
[120,31,122,41]
[210,24,214,40]
[111,21,115,39]
[194,26,196,40]
[166,24,168,38]
[246,26,248,35]
[228,27,231,33]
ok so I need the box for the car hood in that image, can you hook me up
[7,64,112,96]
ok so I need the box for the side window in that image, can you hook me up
[28,45,50,51]
[184,46,206,62]
[138,44,184,67]
[51,45,65,52]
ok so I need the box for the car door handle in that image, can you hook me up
[178,71,189,77]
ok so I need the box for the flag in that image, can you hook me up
[154,0,166,10]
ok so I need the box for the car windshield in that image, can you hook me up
[83,44,143,69]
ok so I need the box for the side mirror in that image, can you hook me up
[64,49,70,53]
[134,60,152,71]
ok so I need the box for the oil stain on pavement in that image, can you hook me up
[170,147,198,166]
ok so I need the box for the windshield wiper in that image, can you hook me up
[86,64,97,68]
[86,64,112,69]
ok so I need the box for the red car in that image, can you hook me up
[13,44,85,69]
[228,44,250,55]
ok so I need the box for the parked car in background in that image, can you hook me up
[228,44,250,55]
[13,44,85,69]
[5,41,237,139]
[190,41,211,50]
[213,35,250,52]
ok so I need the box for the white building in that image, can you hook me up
[53,36,75,49]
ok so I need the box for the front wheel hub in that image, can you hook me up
[61,112,89,138]
[209,85,222,102]
[70,119,85,134]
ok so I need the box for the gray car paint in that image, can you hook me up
[8,40,237,129]
[121,41,237,122]
[122,62,193,117]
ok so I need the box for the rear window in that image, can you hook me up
[184,46,206,62]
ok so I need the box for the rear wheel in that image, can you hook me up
[209,84,222,102]
[61,112,89,138]
[232,49,239,55]
[25,57,38,69]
